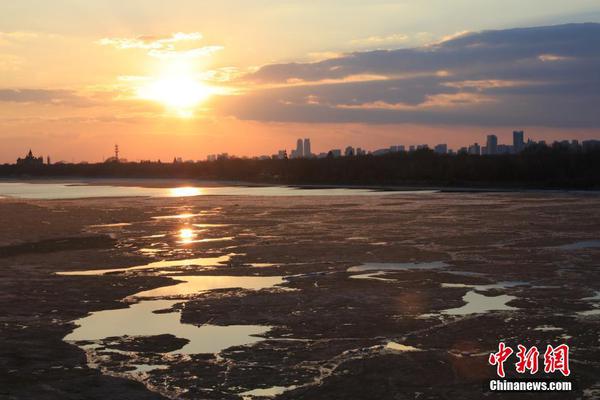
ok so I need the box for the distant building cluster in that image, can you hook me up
[267,132,531,159]
[260,131,599,160]
[197,132,600,162]
[457,131,599,156]
[362,130,530,157]
[288,138,312,159]
[206,153,230,162]
[13,132,600,166]
[461,130,526,155]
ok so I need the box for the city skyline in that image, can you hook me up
[11,130,600,165]
[198,131,600,162]
[1,2,600,163]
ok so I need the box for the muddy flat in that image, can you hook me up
[1,192,599,399]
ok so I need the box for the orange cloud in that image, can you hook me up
[98,32,222,59]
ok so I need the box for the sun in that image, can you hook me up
[137,75,214,117]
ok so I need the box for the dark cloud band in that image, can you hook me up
[219,23,600,127]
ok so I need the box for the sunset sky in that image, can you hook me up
[1,0,600,163]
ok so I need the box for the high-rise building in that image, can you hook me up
[486,135,498,155]
[468,143,481,155]
[583,139,600,152]
[434,144,448,154]
[513,130,524,153]
[497,144,512,154]
[303,138,311,157]
[295,138,304,158]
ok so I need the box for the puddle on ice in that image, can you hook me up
[348,261,448,273]
[578,309,600,316]
[57,253,236,276]
[240,385,298,399]
[247,262,278,268]
[88,223,133,228]
[555,240,600,250]
[65,300,271,355]
[578,291,600,316]
[441,281,528,291]
[385,342,421,352]
[175,227,235,244]
[582,291,600,301]
[347,261,448,281]
[132,364,170,374]
[419,280,544,317]
[133,275,286,298]
[152,213,204,220]
[534,325,563,331]
[194,223,230,228]
[180,236,235,244]
[139,248,162,254]
[59,243,290,390]
[444,271,486,278]
[350,271,396,282]
[440,291,518,315]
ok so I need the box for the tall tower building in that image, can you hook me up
[296,138,304,158]
[513,130,524,153]
[303,138,311,157]
[486,134,498,155]
[434,144,448,154]
[468,143,481,155]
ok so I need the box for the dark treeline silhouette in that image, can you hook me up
[2,144,600,189]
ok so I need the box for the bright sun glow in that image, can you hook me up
[169,187,202,197]
[179,228,196,243]
[137,76,214,117]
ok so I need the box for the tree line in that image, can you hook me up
[2,145,600,189]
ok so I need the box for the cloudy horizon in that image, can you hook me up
[1,1,599,162]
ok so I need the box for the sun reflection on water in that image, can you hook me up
[153,212,202,220]
[178,228,196,244]
[169,187,202,197]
